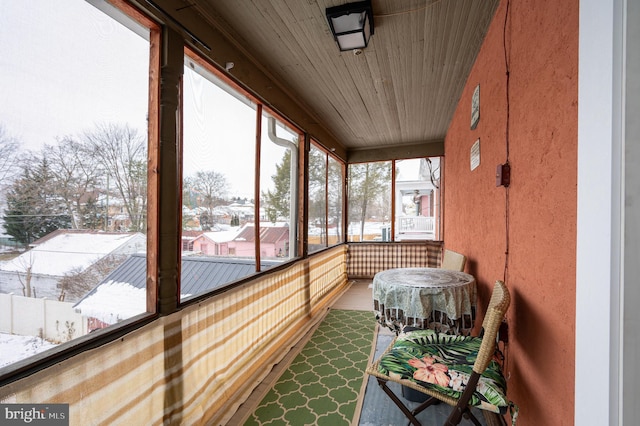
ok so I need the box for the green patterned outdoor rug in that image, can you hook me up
[244,309,376,426]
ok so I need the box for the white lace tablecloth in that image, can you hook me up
[372,267,477,335]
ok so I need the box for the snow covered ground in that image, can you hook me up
[0,333,57,368]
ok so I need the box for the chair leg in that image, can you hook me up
[444,372,481,426]
[411,395,440,417]
[445,407,482,426]
[375,378,422,426]
[463,410,482,426]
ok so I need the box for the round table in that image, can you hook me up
[372,267,477,335]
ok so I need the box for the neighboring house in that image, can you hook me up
[183,202,265,231]
[102,196,135,231]
[181,230,201,253]
[228,224,290,258]
[191,226,240,255]
[227,201,255,223]
[0,230,146,302]
[75,254,279,330]
[394,158,439,241]
[182,206,200,230]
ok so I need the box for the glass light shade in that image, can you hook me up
[326,1,373,52]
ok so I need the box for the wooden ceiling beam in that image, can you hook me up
[347,140,444,163]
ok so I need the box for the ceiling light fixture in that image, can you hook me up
[326,0,374,52]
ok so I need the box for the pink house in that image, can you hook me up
[191,228,239,255]
[228,225,289,259]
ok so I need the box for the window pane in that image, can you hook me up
[260,113,300,261]
[0,0,151,367]
[181,54,258,300]
[394,158,440,241]
[308,144,327,253]
[327,155,344,245]
[347,161,392,242]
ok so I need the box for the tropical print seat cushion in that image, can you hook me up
[377,329,509,414]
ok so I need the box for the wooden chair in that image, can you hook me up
[366,280,515,426]
[440,249,467,271]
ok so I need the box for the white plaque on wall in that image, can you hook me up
[470,139,480,171]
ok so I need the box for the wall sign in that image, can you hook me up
[470,139,480,171]
[471,84,480,130]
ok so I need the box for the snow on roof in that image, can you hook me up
[201,227,241,243]
[0,232,145,276]
[74,255,279,322]
[73,280,146,325]
[259,222,289,227]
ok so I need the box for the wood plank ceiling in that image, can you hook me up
[154,0,498,161]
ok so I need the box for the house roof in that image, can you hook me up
[199,228,241,243]
[74,254,280,324]
[181,230,202,240]
[233,225,289,244]
[0,231,145,276]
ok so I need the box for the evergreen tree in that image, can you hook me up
[79,195,103,230]
[3,158,71,247]
[262,150,291,223]
[199,210,212,231]
[182,176,197,209]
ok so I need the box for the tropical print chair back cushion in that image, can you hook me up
[377,329,509,414]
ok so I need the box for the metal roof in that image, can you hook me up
[233,225,290,244]
[76,254,280,304]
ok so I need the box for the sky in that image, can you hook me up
[0,0,284,199]
[0,0,149,150]
[1,1,432,204]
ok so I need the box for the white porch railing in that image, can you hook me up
[396,216,435,239]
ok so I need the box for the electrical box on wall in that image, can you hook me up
[496,163,511,187]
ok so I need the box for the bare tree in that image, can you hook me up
[308,147,327,244]
[0,126,20,232]
[0,125,19,185]
[348,162,391,240]
[57,254,127,302]
[44,137,101,229]
[82,123,147,232]
[191,170,228,230]
[15,253,35,298]
[327,157,343,240]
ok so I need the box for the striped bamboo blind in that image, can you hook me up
[0,245,348,425]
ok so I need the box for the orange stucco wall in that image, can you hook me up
[443,1,578,424]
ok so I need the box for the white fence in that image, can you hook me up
[0,293,88,343]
